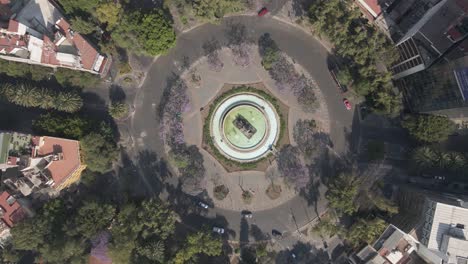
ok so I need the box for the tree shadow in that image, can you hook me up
[109,85,127,102]
[275,241,330,264]
[117,150,169,199]
[250,224,270,241]
[240,218,249,244]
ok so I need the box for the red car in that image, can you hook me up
[343,99,352,110]
[258,7,268,16]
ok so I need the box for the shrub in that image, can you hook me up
[242,190,253,204]
[213,185,229,200]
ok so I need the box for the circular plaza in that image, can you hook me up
[211,93,280,162]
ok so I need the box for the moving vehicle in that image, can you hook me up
[213,227,225,234]
[343,98,352,110]
[258,7,268,16]
[198,201,209,209]
[241,210,253,218]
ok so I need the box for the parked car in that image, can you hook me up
[343,98,352,110]
[272,229,283,238]
[198,201,209,209]
[213,227,225,234]
[241,210,253,218]
[258,7,268,16]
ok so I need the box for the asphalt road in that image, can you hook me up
[130,16,357,247]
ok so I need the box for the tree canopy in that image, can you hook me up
[401,114,456,143]
[347,218,387,247]
[112,10,176,56]
[81,132,118,173]
[326,174,360,215]
[308,0,401,115]
[173,231,223,264]
[0,83,83,113]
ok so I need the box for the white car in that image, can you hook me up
[198,201,209,209]
[213,227,225,234]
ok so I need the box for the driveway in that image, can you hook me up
[130,16,357,247]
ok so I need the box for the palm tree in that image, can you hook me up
[55,92,83,113]
[12,83,41,107]
[411,146,436,171]
[37,88,55,109]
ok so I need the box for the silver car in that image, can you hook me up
[213,227,225,234]
[198,201,209,209]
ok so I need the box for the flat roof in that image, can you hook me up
[426,202,468,250]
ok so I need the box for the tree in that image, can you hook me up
[401,114,456,143]
[54,91,83,113]
[66,201,115,239]
[326,174,360,215]
[192,0,245,21]
[70,16,96,34]
[109,200,176,264]
[312,213,344,238]
[80,133,118,173]
[108,102,129,119]
[58,0,100,14]
[112,10,176,56]
[0,83,82,113]
[54,68,99,88]
[347,218,387,246]
[371,88,402,116]
[32,113,91,139]
[277,145,309,190]
[174,231,223,264]
[96,2,122,28]
[135,241,165,263]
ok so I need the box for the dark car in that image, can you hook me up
[258,7,268,16]
[272,229,283,238]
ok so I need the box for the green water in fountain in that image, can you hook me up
[223,105,267,149]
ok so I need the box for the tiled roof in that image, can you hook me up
[357,0,382,18]
[0,191,26,228]
[7,19,18,33]
[41,35,60,66]
[35,136,81,188]
[55,18,100,71]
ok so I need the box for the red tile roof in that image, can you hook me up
[7,19,18,33]
[0,0,10,4]
[41,35,60,66]
[35,137,81,188]
[357,0,382,18]
[55,18,100,71]
[0,191,26,228]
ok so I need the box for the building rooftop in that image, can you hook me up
[0,191,26,228]
[34,136,81,188]
[422,201,468,250]
[357,0,382,19]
